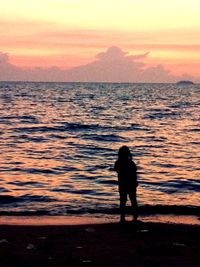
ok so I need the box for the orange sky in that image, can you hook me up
[1,0,200,81]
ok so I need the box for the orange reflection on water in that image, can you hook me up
[0,82,199,214]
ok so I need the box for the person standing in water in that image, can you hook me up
[114,146,138,223]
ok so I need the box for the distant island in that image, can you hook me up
[176,80,194,85]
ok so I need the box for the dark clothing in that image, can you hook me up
[114,159,138,220]
[114,159,138,193]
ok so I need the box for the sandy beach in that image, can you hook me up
[0,219,199,267]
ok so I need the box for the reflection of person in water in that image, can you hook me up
[114,146,138,223]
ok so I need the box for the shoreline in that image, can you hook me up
[0,214,199,226]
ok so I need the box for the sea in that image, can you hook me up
[0,82,199,219]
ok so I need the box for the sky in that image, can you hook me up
[1,0,200,82]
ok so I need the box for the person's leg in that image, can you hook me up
[129,191,138,220]
[119,191,127,223]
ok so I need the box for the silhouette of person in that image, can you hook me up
[114,146,138,223]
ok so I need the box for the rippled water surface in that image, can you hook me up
[0,82,199,216]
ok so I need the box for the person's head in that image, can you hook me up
[118,145,132,161]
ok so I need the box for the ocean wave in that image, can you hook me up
[2,167,61,175]
[144,111,179,120]
[15,135,48,143]
[0,187,11,193]
[142,179,200,193]
[0,205,199,217]
[80,133,126,142]
[14,122,108,133]
[13,122,154,135]
[0,115,39,124]
[188,128,200,132]
[7,181,46,188]
[0,194,56,204]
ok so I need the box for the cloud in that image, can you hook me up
[0,52,65,81]
[96,46,127,61]
[67,46,175,82]
[0,52,9,64]
[0,47,198,82]
[0,52,23,80]
[95,46,149,62]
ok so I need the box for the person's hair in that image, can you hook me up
[118,146,132,161]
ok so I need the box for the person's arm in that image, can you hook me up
[114,160,118,172]
[132,161,138,187]
[135,166,139,187]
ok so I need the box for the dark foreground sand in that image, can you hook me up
[0,221,199,267]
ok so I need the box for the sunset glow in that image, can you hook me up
[1,0,200,81]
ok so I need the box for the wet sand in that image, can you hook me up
[0,220,199,267]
